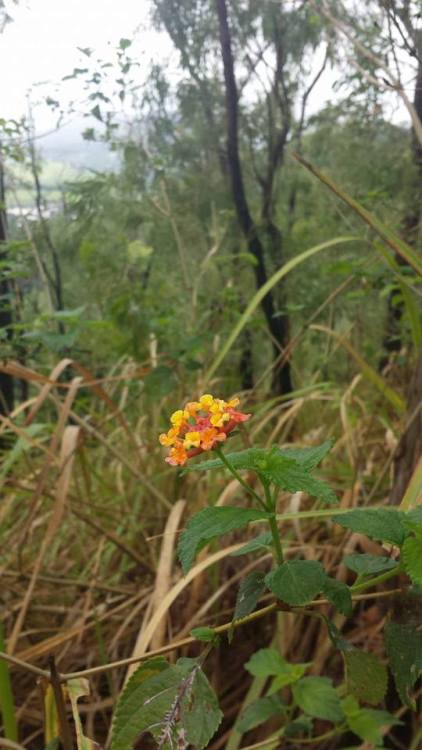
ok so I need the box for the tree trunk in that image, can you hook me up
[381,33,422,368]
[239,329,254,391]
[215,0,292,395]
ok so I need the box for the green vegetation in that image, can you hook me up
[1,1,421,748]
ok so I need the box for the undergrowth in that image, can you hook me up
[0,355,421,750]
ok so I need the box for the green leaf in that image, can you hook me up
[322,577,352,616]
[342,695,401,744]
[292,677,343,722]
[245,649,287,678]
[233,572,266,621]
[343,554,397,576]
[237,695,286,733]
[190,627,216,642]
[111,657,222,750]
[405,506,422,526]
[332,508,406,546]
[402,532,422,587]
[186,446,336,504]
[265,560,326,606]
[267,663,309,694]
[178,507,270,574]
[230,531,273,556]
[245,649,308,690]
[177,658,223,749]
[284,717,313,738]
[111,657,169,749]
[384,622,422,707]
[344,650,388,705]
[278,440,333,470]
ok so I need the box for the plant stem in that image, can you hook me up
[214,446,266,509]
[268,515,283,565]
[262,482,284,565]
[351,564,403,592]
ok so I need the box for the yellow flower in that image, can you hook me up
[210,411,230,428]
[185,401,200,416]
[184,431,201,449]
[199,394,215,410]
[170,409,186,427]
[159,393,250,466]
[159,427,179,446]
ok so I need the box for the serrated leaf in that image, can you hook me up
[267,663,309,694]
[245,649,287,677]
[265,560,326,606]
[333,508,406,546]
[384,622,422,707]
[237,695,285,733]
[184,445,337,504]
[245,649,308,690]
[406,506,422,525]
[177,658,223,749]
[230,531,273,556]
[234,572,266,621]
[322,577,352,616]
[111,657,222,750]
[402,533,422,586]
[279,440,333,470]
[344,650,388,705]
[342,695,401,744]
[292,677,343,722]
[343,553,397,576]
[178,507,270,574]
[111,657,170,749]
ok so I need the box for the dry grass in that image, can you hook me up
[0,356,419,748]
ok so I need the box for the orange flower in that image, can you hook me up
[165,441,188,466]
[159,394,250,466]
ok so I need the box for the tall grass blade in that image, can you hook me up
[0,623,18,742]
[293,153,422,278]
[311,325,405,413]
[399,456,422,511]
[205,236,357,383]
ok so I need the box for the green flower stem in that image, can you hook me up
[275,506,382,522]
[268,514,284,566]
[262,481,284,566]
[213,446,266,510]
[351,564,403,593]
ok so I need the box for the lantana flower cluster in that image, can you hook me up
[159,394,251,466]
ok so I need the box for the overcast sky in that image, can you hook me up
[0,0,173,129]
[0,0,409,146]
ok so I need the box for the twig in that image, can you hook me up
[48,655,74,750]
